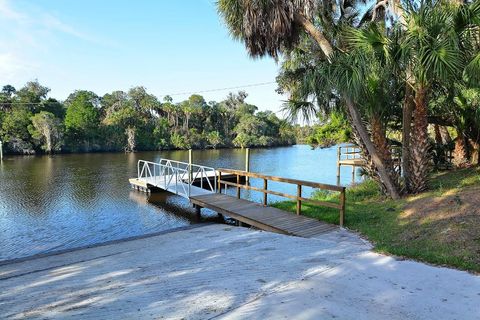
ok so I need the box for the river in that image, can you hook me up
[0,145,360,261]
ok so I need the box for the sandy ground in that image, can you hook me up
[0,224,479,319]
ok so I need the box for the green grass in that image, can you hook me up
[273,167,480,273]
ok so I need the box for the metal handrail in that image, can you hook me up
[137,159,217,197]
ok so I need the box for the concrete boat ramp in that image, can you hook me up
[1,224,479,319]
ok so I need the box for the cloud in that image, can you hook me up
[0,0,106,44]
[40,13,102,44]
[0,53,35,81]
[0,0,28,22]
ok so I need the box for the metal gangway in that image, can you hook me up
[131,159,217,198]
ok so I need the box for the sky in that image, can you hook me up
[0,0,286,113]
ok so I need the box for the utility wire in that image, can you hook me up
[1,81,278,105]
[161,81,277,97]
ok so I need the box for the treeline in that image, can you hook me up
[0,81,297,154]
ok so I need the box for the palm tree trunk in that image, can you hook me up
[453,129,468,167]
[346,98,401,199]
[468,139,479,165]
[407,87,430,193]
[402,76,415,187]
[434,124,443,145]
[371,115,394,171]
[391,0,406,25]
[294,13,333,59]
[185,114,190,134]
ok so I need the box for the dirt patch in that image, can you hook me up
[398,186,480,267]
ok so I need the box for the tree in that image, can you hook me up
[218,0,401,198]
[64,91,100,151]
[0,85,16,111]
[181,95,206,134]
[307,111,351,148]
[29,112,63,153]
[0,108,34,154]
[400,2,480,192]
[102,91,138,152]
[232,114,265,148]
[15,80,50,112]
[39,98,66,119]
[207,131,222,149]
[217,0,333,59]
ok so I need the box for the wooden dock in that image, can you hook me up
[131,159,346,238]
[191,193,338,237]
[336,144,401,184]
[191,168,346,238]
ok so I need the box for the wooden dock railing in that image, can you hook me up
[217,168,346,227]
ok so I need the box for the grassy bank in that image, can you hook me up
[274,167,480,273]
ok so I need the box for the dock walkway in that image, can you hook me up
[131,160,346,238]
[190,193,338,238]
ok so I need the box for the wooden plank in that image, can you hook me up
[219,180,342,210]
[190,194,338,238]
[217,168,345,192]
[338,159,366,166]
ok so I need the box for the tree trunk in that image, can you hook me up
[453,130,469,167]
[390,0,406,25]
[434,124,443,145]
[469,139,479,165]
[440,126,452,144]
[346,98,401,199]
[185,114,190,135]
[126,127,136,153]
[294,13,334,59]
[407,87,430,193]
[45,130,52,154]
[371,115,395,176]
[402,80,414,188]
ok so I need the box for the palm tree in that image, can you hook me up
[400,1,480,192]
[218,0,333,59]
[218,0,402,199]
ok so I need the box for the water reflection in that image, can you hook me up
[0,145,360,261]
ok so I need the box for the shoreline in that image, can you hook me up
[0,143,299,157]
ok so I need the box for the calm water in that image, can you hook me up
[0,145,359,261]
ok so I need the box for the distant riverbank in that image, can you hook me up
[0,141,296,156]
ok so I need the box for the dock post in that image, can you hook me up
[336,146,341,185]
[236,174,241,198]
[188,149,193,182]
[263,178,268,206]
[194,204,201,219]
[339,188,346,227]
[296,184,302,215]
[245,148,250,183]
[0,140,3,161]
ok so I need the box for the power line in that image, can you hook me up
[1,81,278,104]
[161,81,277,97]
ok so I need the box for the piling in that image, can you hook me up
[336,146,341,185]
[188,149,193,181]
[0,140,3,161]
[245,148,250,183]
